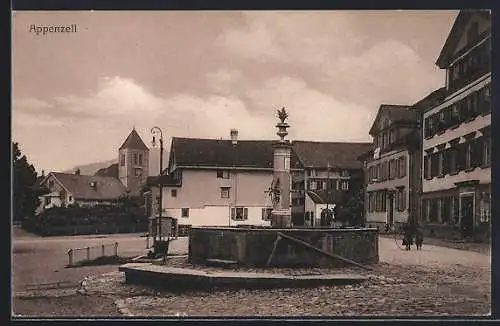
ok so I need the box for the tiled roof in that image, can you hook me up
[170,137,303,170]
[412,88,448,113]
[119,129,149,151]
[95,163,119,178]
[47,172,127,201]
[307,189,344,205]
[292,141,372,170]
[369,104,416,135]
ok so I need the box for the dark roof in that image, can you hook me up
[307,190,344,205]
[46,172,127,200]
[292,141,372,170]
[411,88,448,112]
[369,104,416,135]
[146,175,181,187]
[119,129,149,151]
[170,137,302,170]
[436,10,491,69]
[95,163,119,178]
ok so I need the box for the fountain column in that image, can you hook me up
[271,108,292,228]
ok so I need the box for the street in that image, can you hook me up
[12,227,491,317]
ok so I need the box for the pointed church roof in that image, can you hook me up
[119,128,149,151]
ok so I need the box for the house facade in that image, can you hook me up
[291,141,371,227]
[38,171,127,209]
[360,104,420,230]
[149,131,303,229]
[420,10,491,240]
[38,128,151,213]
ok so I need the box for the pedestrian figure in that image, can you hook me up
[402,223,414,251]
[415,227,424,250]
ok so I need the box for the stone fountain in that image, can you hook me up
[119,108,379,291]
[188,108,379,268]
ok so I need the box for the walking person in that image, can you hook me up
[402,223,414,251]
[415,227,424,250]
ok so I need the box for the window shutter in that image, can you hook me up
[261,208,265,220]
[244,208,248,220]
[231,208,235,220]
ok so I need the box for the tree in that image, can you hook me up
[13,142,40,222]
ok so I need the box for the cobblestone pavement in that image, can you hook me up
[13,231,491,317]
[81,260,490,317]
[78,236,490,317]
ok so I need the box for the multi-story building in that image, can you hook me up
[360,104,421,231]
[420,10,491,240]
[291,141,371,226]
[149,130,303,230]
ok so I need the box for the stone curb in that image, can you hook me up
[119,263,368,291]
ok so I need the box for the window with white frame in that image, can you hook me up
[340,180,349,191]
[220,187,230,199]
[262,208,273,221]
[231,207,248,221]
[181,208,189,218]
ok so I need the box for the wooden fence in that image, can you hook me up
[67,242,118,267]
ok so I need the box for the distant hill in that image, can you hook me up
[63,149,169,178]
[63,159,117,176]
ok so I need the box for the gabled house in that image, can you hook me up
[291,141,372,227]
[37,128,152,214]
[149,130,303,229]
[38,171,127,209]
[420,10,491,240]
[359,104,421,231]
[305,189,344,226]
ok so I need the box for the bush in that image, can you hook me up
[23,200,148,236]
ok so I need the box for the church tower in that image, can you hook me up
[118,128,149,193]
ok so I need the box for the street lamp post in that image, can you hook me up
[151,127,164,247]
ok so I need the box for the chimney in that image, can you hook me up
[75,168,81,175]
[230,129,238,145]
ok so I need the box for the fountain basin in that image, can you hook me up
[189,226,379,268]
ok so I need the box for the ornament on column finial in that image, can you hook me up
[276,106,290,143]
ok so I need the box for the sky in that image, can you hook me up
[12,10,459,173]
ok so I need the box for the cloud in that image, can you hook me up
[218,12,364,65]
[325,40,445,106]
[205,69,245,95]
[244,75,374,142]
[218,12,445,108]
